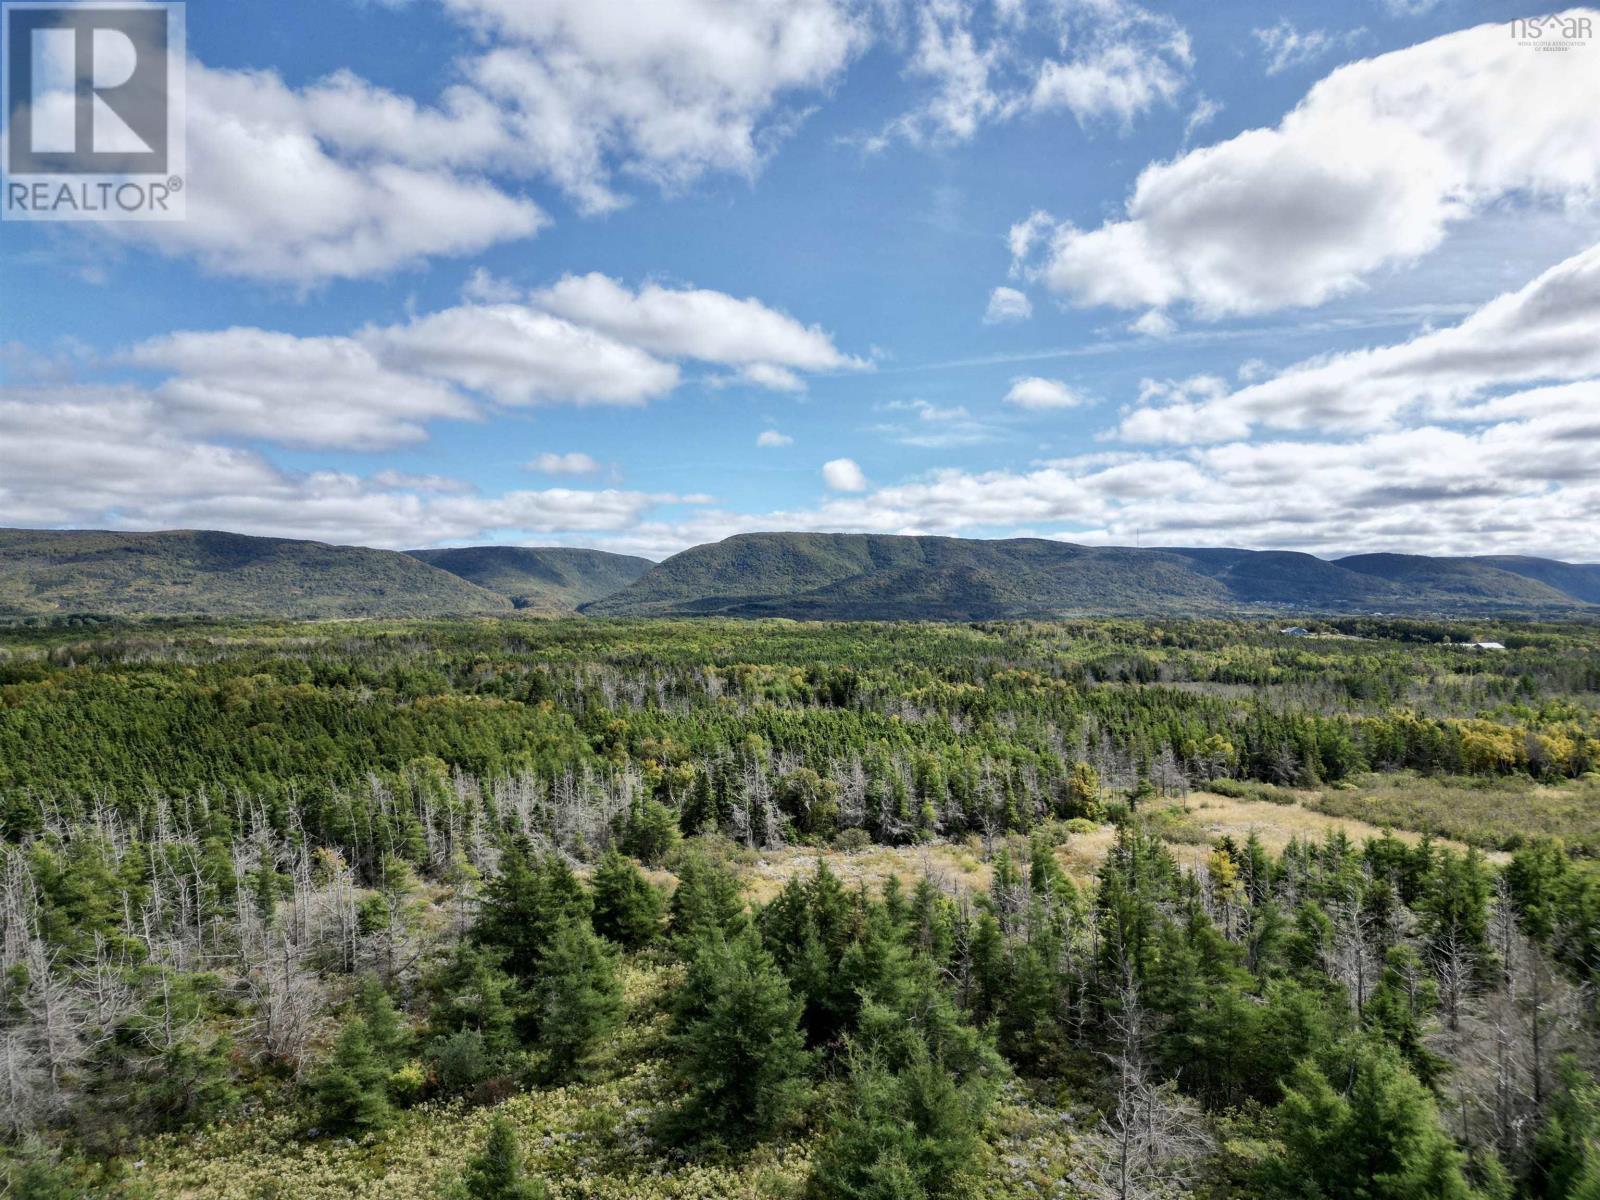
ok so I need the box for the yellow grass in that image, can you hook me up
[732,790,1502,906]
[1165,790,1502,866]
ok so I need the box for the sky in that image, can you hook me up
[2,0,1598,562]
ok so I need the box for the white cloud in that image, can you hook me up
[1380,0,1441,16]
[127,328,476,450]
[737,363,807,392]
[1182,94,1221,142]
[872,0,1193,147]
[822,457,869,491]
[529,273,860,370]
[1012,15,1600,318]
[462,267,523,304]
[1128,309,1176,337]
[1253,21,1343,76]
[1115,242,1600,442]
[0,385,691,548]
[527,451,603,475]
[452,0,867,211]
[1029,15,1191,127]
[757,429,794,447]
[983,286,1033,324]
[110,274,857,452]
[607,400,1600,559]
[92,0,871,282]
[875,400,998,448]
[1004,376,1091,409]
[890,0,1012,144]
[369,304,680,407]
[370,470,477,494]
[119,62,546,286]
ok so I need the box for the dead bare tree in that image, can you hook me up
[1080,958,1212,1200]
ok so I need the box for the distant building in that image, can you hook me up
[1466,641,1507,650]
[1280,626,1311,637]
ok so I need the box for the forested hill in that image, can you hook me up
[407,545,653,611]
[583,532,1600,618]
[6,527,1599,621]
[0,528,513,619]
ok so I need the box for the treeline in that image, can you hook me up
[1,619,1596,851]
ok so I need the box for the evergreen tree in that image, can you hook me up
[426,943,525,1076]
[660,930,812,1150]
[668,848,747,945]
[474,842,590,981]
[1530,1066,1600,1200]
[311,1018,392,1135]
[354,973,411,1068]
[454,1116,547,1200]
[808,1043,989,1200]
[618,798,681,865]
[1366,945,1444,1085]
[590,850,664,949]
[531,917,622,1081]
[1265,1040,1478,1200]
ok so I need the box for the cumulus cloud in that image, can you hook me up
[529,273,861,373]
[1115,242,1600,442]
[756,429,794,447]
[369,304,680,407]
[97,0,870,282]
[452,0,867,211]
[1012,14,1600,318]
[0,386,690,547]
[1004,376,1091,409]
[599,399,1600,560]
[127,328,476,451]
[527,452,603,475]
[822,457,869,491]
[1128,310,1176,337]
[983,286,1032,324]
[119,62,545,286]
[112,275,858,451]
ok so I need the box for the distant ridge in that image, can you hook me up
[407,545,653,612]
[583,532,1600,619]
[0,528,512,619]
[3,527,1597,622]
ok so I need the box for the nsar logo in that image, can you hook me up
[1510,13,1593,51]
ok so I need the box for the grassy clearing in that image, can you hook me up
[1304,772,1600,854]
[745,785,1497,904]
[1155,789,1498,870]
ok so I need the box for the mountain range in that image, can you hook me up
[2,527,1597,621]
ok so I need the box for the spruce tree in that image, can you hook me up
[475,841,590,981]
[456,1116,547,1200]
[591,850,664,949]
[311,1018,392,1135]
[1266,1040,1478,1200]
[532,917,623,1081]
[808,1043,989,1200]
[668,848,747,945]
[660,929,812,1150]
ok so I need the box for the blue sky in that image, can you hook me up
[2,0,1598,560]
